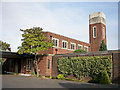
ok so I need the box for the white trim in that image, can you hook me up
[52,37,59,47]
[84,46,88,52]
[78,44,83,50]
[103,27,105,39]
[62,40,68,49]
[93,26,97,38]
[70,42,76,50]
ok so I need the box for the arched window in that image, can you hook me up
[93,26,97,38]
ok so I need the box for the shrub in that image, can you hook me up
[98,70,111,84]
[52,77,57,79]
[58,55,112,81]
[45,76,50,78]
[57,74,65,80]
[73,49,86,53]
[88,70,111,84]
[31,72,35,76]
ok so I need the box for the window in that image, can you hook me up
[62,40,68,49]
[84,46,88,52]
[26,59,33,71]
[103,27,105,39]
[48,60,50,69]
[93,26,97,38]
[78,44,82,50]
[71,42,76,50]
[52,38,59,47]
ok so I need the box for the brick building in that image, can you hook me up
[25,12,107,76]
[2,12,108,77]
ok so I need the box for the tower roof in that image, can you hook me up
[89,12,106,25]
[89,12,106,19]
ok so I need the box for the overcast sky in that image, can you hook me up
[1,1,118,52]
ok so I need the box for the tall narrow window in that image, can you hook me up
[71,42,76,50]
[48,60,50,69]
[84,46,88,52]
[62,40,68,49]
[103,27,105,39]
[78,44,82,50]
[93,26,97,38]
[52,38,59,47]
[26,59,33,71]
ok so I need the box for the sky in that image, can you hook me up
[0,0,119,52]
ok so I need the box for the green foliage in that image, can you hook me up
[17,27,53,77]
[17,27,53,54]
[57,74,65,79]
[57,55,112,81]
[57,57,72,77]
[51,77,57,79]
[45,75,50,78]
[31,72,35,76]
[98,70,111,84]
[89,70,111,84]
[73,49,86,53]
[0,41,11,51]
[99,40,107,51]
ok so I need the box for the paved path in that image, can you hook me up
[2,75,118,88]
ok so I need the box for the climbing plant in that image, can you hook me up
[57,55,112,80]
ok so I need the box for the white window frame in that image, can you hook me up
[103,27,105,39]
[84,46,88,52]
[93,26,97,38]
[70,42,76,50]
[52,37,59,47]
[62,40,68,49]
[78,44,83,50]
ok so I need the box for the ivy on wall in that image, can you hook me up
[57,55,112,80]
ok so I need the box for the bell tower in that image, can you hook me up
[89,12,106,51]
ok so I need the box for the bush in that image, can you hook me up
[73,49,86,53]
[58,55,112,80]
[88,70,111,84]
[98,70,111,84]
[31,72,35,76]
[52,77,57,79]
[57,74,65,80]
[45,76,50,78]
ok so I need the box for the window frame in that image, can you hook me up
[26,59,33,71]
[84,46,88,52]
[48,59,50,69]
[93,26,97,38]
[78,44,83,50]
[70,42,76,50]
[52,37,59,47]
[103,27,105,39]
[62,40,68,49]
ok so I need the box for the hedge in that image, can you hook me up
[57,55,112,80]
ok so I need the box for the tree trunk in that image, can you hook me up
[35,54,39,77]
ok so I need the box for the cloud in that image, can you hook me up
[1,2,118,51]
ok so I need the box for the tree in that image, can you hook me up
[99,40,107,51]
[0,41,11,66]
[73,49,86,53]
[17,27,53,77]
[0,41,11,51]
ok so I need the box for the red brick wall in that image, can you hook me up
[38,32,90,55]
[89,23,106,51]
[37,56,47,76]
[52,50,120,84]
[45,55,52,76]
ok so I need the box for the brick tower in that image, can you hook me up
[89,12,106,51]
